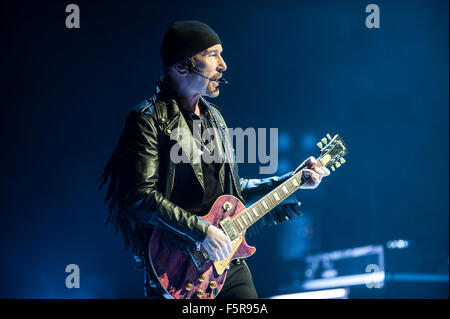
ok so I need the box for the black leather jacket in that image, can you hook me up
[98,78,303,259]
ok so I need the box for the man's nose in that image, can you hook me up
[218,55,227,72]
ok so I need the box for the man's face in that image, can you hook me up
[189,44,227,98]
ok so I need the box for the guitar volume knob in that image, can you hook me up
[209,281,217,289]
[198,274,206,282]
[185,283,193,291]
[196,289,204,298]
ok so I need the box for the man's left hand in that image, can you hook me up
[294,156,330,189]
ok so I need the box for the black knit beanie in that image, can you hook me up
[160,20,222,67]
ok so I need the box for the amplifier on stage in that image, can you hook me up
[301,245,385,291]
[276,244,385,294]
[276,240,448,298]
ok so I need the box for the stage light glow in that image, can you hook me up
[386,239,410,249]
[302,272,385,290]
[278,131,292,151]
[299,133,316,151]
[270,288,348,299]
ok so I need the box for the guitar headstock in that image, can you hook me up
[316,133,348,172]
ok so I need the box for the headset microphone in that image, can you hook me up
[179,60,229,84]
[190,70,229,84]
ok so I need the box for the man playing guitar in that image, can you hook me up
[99,20,330,299]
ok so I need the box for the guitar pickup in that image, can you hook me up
[189,251,203,271]
[220,218,239,241]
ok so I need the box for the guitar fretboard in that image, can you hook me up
[226,133,346,235]
[230,169,309,233]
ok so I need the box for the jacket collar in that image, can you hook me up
[154,77,181,125]
[154,77,205,189]
[153,77,233,194]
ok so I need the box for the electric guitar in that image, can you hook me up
[148,133,348,299]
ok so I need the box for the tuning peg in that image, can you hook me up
[317,141,323,149]
[339,157,346,164]
[326,133,332,141]
[335,161,341,168]
[321,137,327,144]
[330,165,335,171]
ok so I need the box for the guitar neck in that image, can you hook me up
[231,158,326,233]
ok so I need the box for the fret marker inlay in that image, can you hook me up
[274,192,280,201]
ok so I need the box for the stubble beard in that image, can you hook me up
[205,82,220,98]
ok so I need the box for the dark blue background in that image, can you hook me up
[1,0,448,298]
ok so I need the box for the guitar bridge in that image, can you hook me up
[220,218,239,241]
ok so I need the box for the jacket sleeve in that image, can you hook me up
[118,111,210,245]
[239,172,303,235]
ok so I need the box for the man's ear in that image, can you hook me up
[174,61,190,76]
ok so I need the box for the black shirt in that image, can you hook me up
[179,103,225,214]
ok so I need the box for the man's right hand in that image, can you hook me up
[201,225,233,262]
